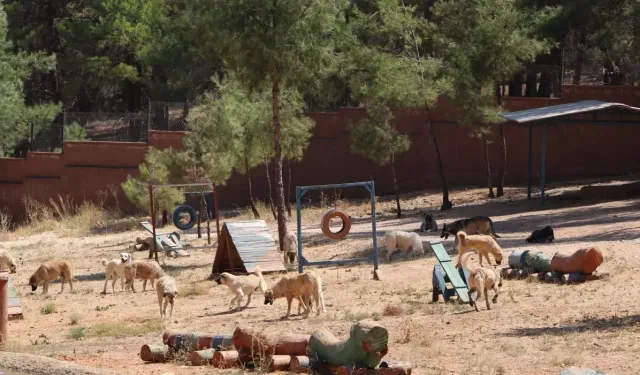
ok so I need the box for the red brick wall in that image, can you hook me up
[2,85,640,220]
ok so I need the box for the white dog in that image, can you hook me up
[384,231,425,261]
[156,275,178,318]
[216,266,268,311]
[0,249,17,273]
[283,231,298,264]
[101,252,132,294]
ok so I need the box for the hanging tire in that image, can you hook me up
[173,205,197,230]
[320,209,351,240]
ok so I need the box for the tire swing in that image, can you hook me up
[320,196,351,240]
[173,205,198,230]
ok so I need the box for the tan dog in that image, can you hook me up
[29,260,74,294]
[216,266,267,311]
[124,260,165,292]
[264,271,326,319]
[0,249,17,273]
[101,252,132,294]
[459,252,502,312]
[283,231,298,264]
[156,275,178,318]
[455,231,503,268]
[384,230,425,261]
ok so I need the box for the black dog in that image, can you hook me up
[526,226,555,243]
[419,213,438,232]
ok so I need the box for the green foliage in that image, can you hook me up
[350,103,410,166]
[68,326,86,340]
[64,123,87,141]
[121,147,186,212]
[40,303,56,315]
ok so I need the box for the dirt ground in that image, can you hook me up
[2,178,640,375]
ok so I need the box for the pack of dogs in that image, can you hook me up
[0,213,553,317]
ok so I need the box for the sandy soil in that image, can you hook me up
[1,179,640,375]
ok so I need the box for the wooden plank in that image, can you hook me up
[441,262,467,289]
[430,242,451,262]
[7,276,23,320]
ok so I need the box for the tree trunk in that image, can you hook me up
[525,66,538,97]
[391,155,401,218]
[264,158,277,220]
[482,132,495,198]
[495,84,506,197]
[286,159,292,217]
[425,106,452,211]
[508,71,525,97]
[245,157,260,219]
[272,79,288,251]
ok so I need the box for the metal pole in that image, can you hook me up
[296,186,303,274]
[370,182,379,271]
[213,185,220,239]
[148,184,158,261]
[527,124,533,199]
[0,272,8,347]
[540,124,548,205]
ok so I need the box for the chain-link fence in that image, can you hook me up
[63,112,148,143]
[563,46,640,86]
[149,101,190,131]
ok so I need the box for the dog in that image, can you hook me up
[29,260,74,294]
[283,231,298,264]
[419,214,438,233]
[264,271,325,319]
[215,266,268,311]
[156,275,178,318]
[459,251,502,312]
[384,231,425,261]
[526,226,555,243]
[0,249,17,273]
[440,216,500,240]
[455,231,503,269]
[124,260,165,292]
[101,252,132,294]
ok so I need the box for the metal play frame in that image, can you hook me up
[148,183,221,261]
[295,181,379,273]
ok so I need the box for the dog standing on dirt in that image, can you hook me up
[459,252,502,312]
[29,260,75,294]
[455,231,504,268]
[440,216,501,239]
[526,226,555,243]
[0,249,17,273]
[101,252,132,294]
[124,260,165,292]
[264,271,325,319]
[215,266,268,311]
[419,214,438,233]
[156,275,178,318]
[384,230,425,261]
[282,231,298,264]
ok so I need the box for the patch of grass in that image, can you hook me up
[68,327,86,340]
[372,312,382,321]
[383,304,405,316]
[95,304,115,311]
[180,284,209,297]
[343,310,369,322]
[69,313,82,325]
[92,319,164,338]
[40,303,56,315]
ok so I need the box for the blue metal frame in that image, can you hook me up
[296,181,379,273]
[526,122,548,205]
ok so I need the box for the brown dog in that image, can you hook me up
[264,271,325,319]
[124,260,165,292]
[29,260,74,294]
[455,231,504,268]
[459,252,502,312]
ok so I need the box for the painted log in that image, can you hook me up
[232,327,310,356]
[140,344,169,363]
[269,355,292,371]
[163,331,232,350]
[190,349,216,366]
[212,349,252,368]
[551,247,604,274]
[290,356,311,373]
[336,366,410,375]
[307,320,389,369]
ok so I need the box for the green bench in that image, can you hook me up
[430,241,470,303]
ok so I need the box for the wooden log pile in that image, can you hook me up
[139,322,411,374]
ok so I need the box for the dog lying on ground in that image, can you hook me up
[29,260,74,294]
[101,252,132,294]
[455,231,503,268]
[419,214,438,233]
[215,266,268,311]
[264,271,325,319]
[459,251,502,312]
[384,230,425,261]
[526,226,555,243]
[0,249,17,273]
[282,231,298,264]
[156,275,178,318]
[440,216,501,239]
[124,260,165,292]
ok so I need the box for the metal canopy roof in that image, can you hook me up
[499,100,640,124]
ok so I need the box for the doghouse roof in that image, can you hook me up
[499,100,640,125]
